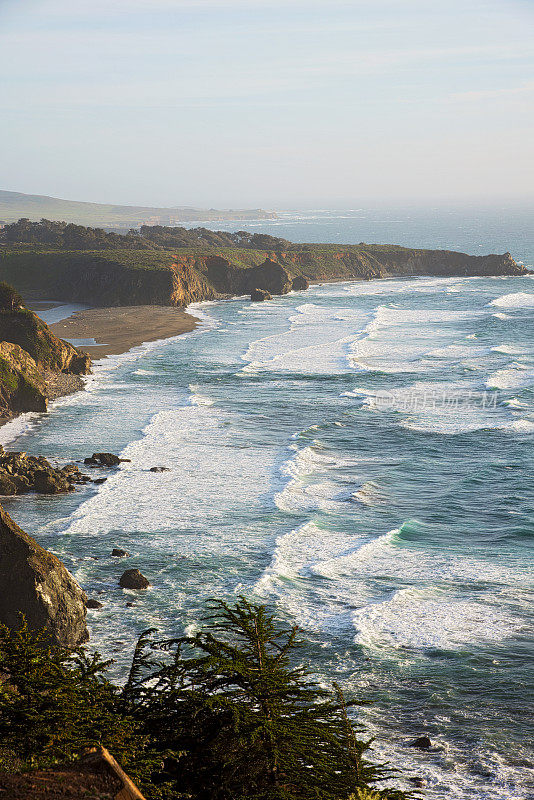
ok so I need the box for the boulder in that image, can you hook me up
[86,598,103,610]
[33,468,72,494]
[88,452,121,467]
[61,463,80,476]
[9,474,31,493]
[409,736,432,750]
[0,503,88,647]
[251,288,272,302]
[112,548,130,558]
[86,453,131,467]
[0,449,78,495]
[149,466,170,472]
[119,569,150,589]
[0,472,18,495]
[291,275,309,291]
[93,476,107,484]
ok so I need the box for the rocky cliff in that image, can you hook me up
[0,503,88,647]
[0,230,528,309]
[0,297,91,420]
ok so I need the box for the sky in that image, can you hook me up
[0,0,533,208]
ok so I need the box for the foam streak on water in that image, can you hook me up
[2,274,533,800]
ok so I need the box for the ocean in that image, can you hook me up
[1,209,533,799]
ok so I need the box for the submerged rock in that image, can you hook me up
[251,288,272,302]
[112,548,130,558]
[119,569,150,589]
[409,777,427,788]
[0,503,88,646]
[86,598,103,610]
[149,466,170,472]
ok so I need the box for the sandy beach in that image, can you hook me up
[49,305,199,358]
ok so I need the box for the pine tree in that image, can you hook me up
[125,597,410,800]
[0,619,152,782]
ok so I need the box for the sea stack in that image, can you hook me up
[0,503,88,647]
[251,288,272,302]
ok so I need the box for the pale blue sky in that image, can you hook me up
[1,0,533,208]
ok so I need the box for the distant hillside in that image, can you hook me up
[0,190,277,227]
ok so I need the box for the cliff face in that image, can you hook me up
[0,242,528,309]
[0,308,91,374]
[0,503,88,647]
[0,302,91,420]
[0,342,48,416]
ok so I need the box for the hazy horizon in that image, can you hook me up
[1,0,533,208]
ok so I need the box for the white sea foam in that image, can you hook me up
[485,365,534,390]
[427,343,488,360]
[239,303,373,375]
[0,412,41,446]
[489,292,534,308]
[254,517,530,647]
[501,397,527,409]
[343,381,501,433]
[60,399,276,543]
[275,443,356,513]
[352,588,518,650]
[347,306,478,374]
[507,418,534,433]
[188,385,214,406]
[490,344,526,355]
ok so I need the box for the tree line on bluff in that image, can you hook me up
[0,218,292,252]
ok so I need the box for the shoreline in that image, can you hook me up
[0,303,202,434]
[49,304,199,358]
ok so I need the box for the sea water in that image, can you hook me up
[1,215,533,799]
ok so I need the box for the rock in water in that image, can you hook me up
[119,569,150,589]
[32,468,72,494]
[85,452,121,467]
[0,503,88,646]
[291,275,309,291]
[0,473,18,495]
[112,548,130,557]
[409,736,432,750]
[251,288,272,302]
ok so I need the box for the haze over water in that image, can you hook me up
[1,211,533,799]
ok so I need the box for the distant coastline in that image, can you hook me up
[0,189,277,227]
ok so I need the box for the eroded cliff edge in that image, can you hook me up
[0,502,88,647]
[0,220,528,308]
[0,284,91,420]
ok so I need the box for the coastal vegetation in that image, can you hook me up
[0,218,526,308]
[0,599,411,800]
